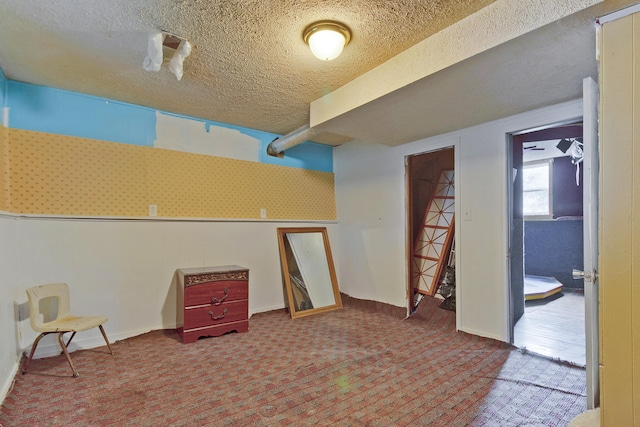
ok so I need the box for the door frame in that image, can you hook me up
[506,92,600,408]
[506,120,583,341]
[582,76,599,409]
[405,146,456,316]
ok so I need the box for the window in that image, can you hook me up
[523,160,553,217]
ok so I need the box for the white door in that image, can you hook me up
[581,76,599,409]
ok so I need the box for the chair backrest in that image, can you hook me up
[26,283,72,332]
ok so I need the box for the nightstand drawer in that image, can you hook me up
[184,300,248,329]
[185,280,248,307]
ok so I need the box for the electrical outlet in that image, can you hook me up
[149,204,158,217]
[260,208,267,219]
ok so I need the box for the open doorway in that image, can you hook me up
[406,147,455,315]
[509,123,586,366]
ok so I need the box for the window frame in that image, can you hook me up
[522,158,554,220]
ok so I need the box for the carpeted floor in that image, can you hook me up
[0,295,587,426]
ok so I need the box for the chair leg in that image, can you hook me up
[22,332,49,374]
[58,332,80,377]
[98,325,114,355]
[64,331,77,349]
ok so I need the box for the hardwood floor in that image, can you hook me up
[513,289,586,366]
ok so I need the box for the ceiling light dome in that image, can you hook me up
[303,21,352,61]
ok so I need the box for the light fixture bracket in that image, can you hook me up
[303,21,352,47]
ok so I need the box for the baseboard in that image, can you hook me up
[457,326,505,343]
[24,305,287,360]
[24,327,160,359]
[0,359,20,407]
[249,303,286,317]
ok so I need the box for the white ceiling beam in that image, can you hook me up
[310,0,603,130]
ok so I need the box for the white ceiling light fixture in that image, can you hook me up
[303,21,352,61]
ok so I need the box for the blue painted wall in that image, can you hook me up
[5,79,333,172]
[525,219,584,289]
[552,156,583,218]
[9,81,157,147]
[0,68,6,109]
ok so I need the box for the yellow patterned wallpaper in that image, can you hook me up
[5,128,336,220]
[0,124,7,212]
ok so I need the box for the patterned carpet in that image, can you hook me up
[0,295,586,426]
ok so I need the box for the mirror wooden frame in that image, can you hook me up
[277,227,342,319]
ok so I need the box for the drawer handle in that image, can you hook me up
[211,288,229,305]
[208,308,228,320]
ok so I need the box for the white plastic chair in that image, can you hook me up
[23,283,113,377]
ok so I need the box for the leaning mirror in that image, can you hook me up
[277,227,342,319]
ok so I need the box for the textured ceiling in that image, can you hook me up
[0,0,496,140]
[312,3,602,146]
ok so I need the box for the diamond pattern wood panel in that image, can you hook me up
[412,169,455,296]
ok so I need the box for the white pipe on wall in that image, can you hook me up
[266,124,319,157]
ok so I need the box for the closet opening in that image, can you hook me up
[406,146,455,316]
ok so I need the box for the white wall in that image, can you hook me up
[0,217,337,389]
[0,215,19,402]
[0,100,586,405]
[334,99,583,341]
